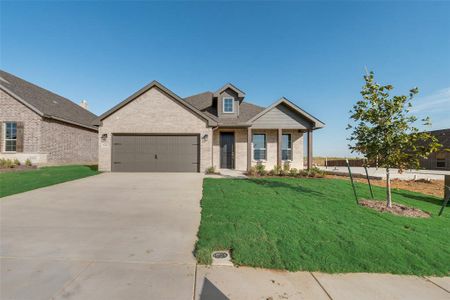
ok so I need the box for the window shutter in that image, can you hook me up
[16,122,24,152]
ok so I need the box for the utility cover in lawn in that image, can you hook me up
[195,178,450,276]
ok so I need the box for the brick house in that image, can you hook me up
[419,129,450,170]
[95,81,324,172]
[0,70,98,165]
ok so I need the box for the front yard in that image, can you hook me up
[0,165,100,198]
[196,177,450,276]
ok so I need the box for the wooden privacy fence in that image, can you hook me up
[325,159,371,167]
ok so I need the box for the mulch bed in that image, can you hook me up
[0,165,37,173]
[359,199,431,218]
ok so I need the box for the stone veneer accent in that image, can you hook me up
[212,128,304,171]
[0,89,98,165]
[98,87,213,172]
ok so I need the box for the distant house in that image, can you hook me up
[419,129,450,171]
[0,70,98,165]
[95,80,324,172]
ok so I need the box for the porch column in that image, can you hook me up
[307,130,313,169]
[247,127,252,171]
[277,128,282,167]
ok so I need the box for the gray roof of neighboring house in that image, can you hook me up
[184,91,265,126]
[429,129,450,148]
[0,70,97,130]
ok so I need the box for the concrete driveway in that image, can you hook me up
[3,173,449,300]
[1,173,203,300]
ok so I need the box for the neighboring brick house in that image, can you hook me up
[95,81,324,172]
[0,70,98,165]
[420,129,450,170]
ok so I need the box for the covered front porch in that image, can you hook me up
[212,127,315,172]
[210,97,324,172]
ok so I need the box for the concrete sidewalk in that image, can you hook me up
[195,265,450,300]
[319,166,449,180]
[2,172,449,299]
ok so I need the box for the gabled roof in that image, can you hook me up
[213,83,246,98]
[247,97,325,129]
[185,92,264,126]
[0,70,98,130]
[96,81,217,126]
[185,92,324,129]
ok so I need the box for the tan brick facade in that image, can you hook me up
[212,128,304,171]
[98,87,213,172]
[1,90,42,156]
[0,90,98,165]
[41,119,98,164]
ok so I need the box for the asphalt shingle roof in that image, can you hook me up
[430,129,450,148]
[0,70,97,129]
[184,91,264,125]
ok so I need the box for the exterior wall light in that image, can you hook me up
[101,134,108,141]
[202,134,209,142]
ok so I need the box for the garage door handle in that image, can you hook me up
[155,154,158,159]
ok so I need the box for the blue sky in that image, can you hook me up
[1,1,449,157]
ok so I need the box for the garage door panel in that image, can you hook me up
[112,135,199,172]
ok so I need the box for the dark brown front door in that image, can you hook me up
[220,132,235,169]
[112,135,199,172]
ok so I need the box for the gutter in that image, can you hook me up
[43,114,98,131]
[218,123,252,128]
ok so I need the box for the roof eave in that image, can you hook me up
[217,123,252,128]
[98,80,217,127]
[247,97,325,130]
[43,114,98,131]
[0,85,44,117]
[1,80,98,131]
[213,83,246,98]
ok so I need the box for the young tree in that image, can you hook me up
[347,72,441,207]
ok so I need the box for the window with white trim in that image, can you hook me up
[282,134,292,160]
[3,122,17,152]
[253,134,266,160]
[223,97,234,113]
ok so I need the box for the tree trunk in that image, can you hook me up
[386,167,392,208]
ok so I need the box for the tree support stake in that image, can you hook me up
[346,159,358,204]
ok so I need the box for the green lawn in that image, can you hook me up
[196,177,450,276]
[0,165,100,198]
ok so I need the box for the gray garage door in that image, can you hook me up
[112,135,199,172]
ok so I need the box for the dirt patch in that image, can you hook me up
[359,199,431,218]
[325,174,444,198]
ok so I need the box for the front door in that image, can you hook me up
[220,132,235,169]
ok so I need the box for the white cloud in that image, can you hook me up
[411,87,450,130]
[411,87,450,114]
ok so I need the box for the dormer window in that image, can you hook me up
[223,97,234,113]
